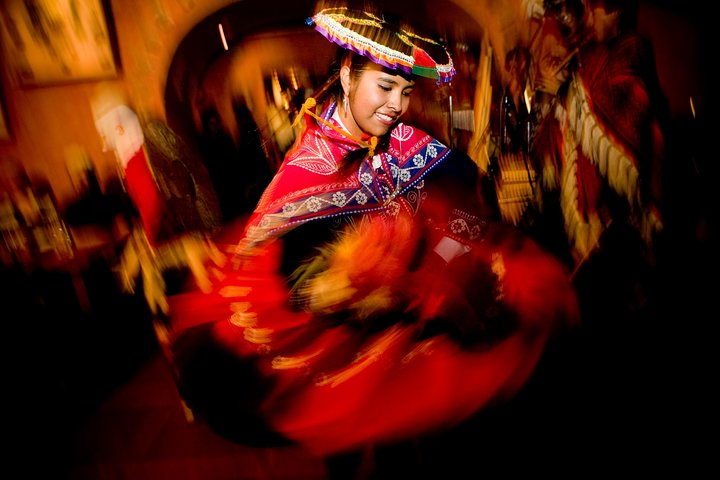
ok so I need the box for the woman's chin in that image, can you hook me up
[366,125,392,137]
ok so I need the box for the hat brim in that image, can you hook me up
[309,7,455,83]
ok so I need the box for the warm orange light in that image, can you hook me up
[690,96,696,119]
[218,23,229,51]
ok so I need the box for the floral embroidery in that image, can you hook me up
[306,197,322,212]
[449,219,466,234]
[332,192,347,206]
[386,201,401,216]
[390,164,399,178]
[446,210,487,243]
[360,172,373,185]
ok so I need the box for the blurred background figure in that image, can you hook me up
[197,104,272,223]
[197,108,245,223]
[143,119,218,239]
[528,0,668,317]
[92,86,224,315]
[63,143,134,262]
[232,100,274,214]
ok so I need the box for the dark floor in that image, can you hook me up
[3,220,714,479]
[64,353,331,480]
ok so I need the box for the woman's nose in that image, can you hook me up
[387,90,402,111]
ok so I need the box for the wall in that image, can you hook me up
[0,0,233,207]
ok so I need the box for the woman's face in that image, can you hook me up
[342,62,415,138]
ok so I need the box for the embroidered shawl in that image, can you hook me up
[240,102,452,250]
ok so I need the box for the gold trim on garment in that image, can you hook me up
[401,338,438,364]
[243,327,273,344]
[230,301,252,312]
[490,252,506,300]
[271,350,325,370]
[230,311,257,327]
[314,325,405,388]
[219,285,252,297]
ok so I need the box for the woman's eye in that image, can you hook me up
[402,90,413,97]
[378,85,391,92]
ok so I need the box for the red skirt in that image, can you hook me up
[167,218,578,455]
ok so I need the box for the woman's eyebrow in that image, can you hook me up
[377,76,415,87]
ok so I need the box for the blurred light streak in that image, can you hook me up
[689,96,695,119]
[218,23,228,51]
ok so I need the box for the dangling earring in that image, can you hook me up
[343,94,349,116]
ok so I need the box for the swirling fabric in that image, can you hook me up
[166,102,578,455]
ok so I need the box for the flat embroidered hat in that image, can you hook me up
[308,5,455,83]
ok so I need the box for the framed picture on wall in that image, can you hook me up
[0,0,120,87]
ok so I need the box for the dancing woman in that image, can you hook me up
[165,4,579,459]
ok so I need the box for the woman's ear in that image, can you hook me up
[340,65,351,97]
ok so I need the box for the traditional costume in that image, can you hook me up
[531,3,665,264]
[164,6,579,456]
